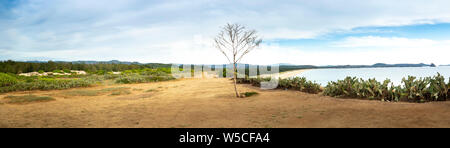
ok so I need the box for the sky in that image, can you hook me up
[1,0,450,65]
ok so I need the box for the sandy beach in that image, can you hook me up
[257,69,310,79]
[278,69,310,79]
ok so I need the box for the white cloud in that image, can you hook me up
[2,0,450,64]
[333,36,438,48]
[246,36,450,65]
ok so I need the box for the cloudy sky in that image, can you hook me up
[1,0,450,65]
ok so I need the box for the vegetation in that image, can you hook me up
[101,87,131,92]
[0,68,174,94]
[3,95,55,104]
[146,89,157,92]
[236,77,322,94]
[323,73,450,102]
[0,73,18,87]
[115,69,174,84]
[0,77,94,93]
[241,91,259,97]
[66,90,103,96]
[110,89,132,96]
[63,87,133,97]
[278,77,322,94]
[0,60,171,74]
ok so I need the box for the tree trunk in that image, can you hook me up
[233,62,240,97]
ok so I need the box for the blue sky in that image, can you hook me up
[1,0,450,65]
[274,23,450,50]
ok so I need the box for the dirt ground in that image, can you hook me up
[0,78,449,128]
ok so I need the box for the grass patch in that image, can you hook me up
[3,95,55,104]
[66,90,102,96]
[101,87,130,92]
[242,91,259,97]
[132,88,143,91]
[99,87,132,96]
[64,87,132,96]
[145,89,158,92]
[114,73,175,84]
[109,89,132,96]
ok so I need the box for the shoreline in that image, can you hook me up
[258,69,310,79]
[278,69,310,79]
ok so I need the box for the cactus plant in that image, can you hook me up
[324,73,449,103]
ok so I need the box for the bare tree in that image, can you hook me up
[214,23,262,97]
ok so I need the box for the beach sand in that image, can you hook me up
[257,69,310,79]
[278,69,310,78]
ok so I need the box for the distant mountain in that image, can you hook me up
[24,60,50,63]
[371,63,432,67]
[279,63,436,70]
[277,63,296,66]
[25,60,144,65]
[70,60,142,65]
[21,60,439,69]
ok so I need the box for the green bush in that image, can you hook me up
[0,73,18,87]
[323,73,449,102]
[53,70,63,73]
[103,74,119,80]
[242,91,259,97]
[115,73,174,84]
[0,76,96,93]
[63,69,71,73]
[96,70,106,75]
[0,68,174,93]
[236,77,322,94]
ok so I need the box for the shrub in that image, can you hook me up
[53,70,63,73]
[103,74,119,80]
[115,74,146,84]
[0,68,174,93]
[115,73,175,84]
[63,69,71,73]
[0,73,18,87]
[236,77,322,94]
[242,91,258,97]
[323,73,449,102]
[96,70,106,75]
[0,76,95,93]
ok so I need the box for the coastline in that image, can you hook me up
[258,69,310,79]
[278,69,310,79]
